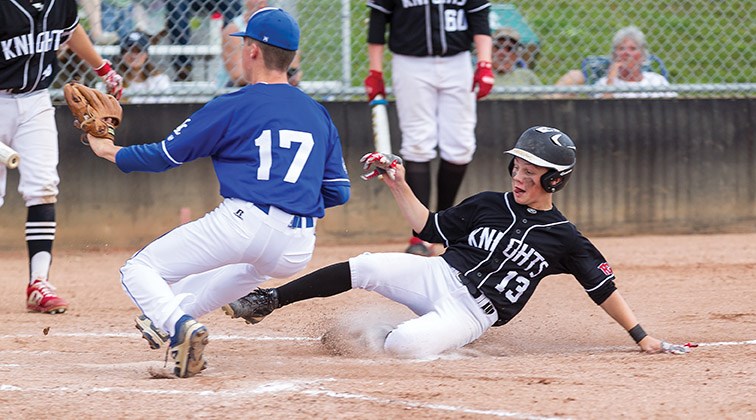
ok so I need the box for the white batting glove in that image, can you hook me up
[360,152,403,181]
[660,341,691,355]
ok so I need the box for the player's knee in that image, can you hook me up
[399,145,437,163]
[24,194,57,207]
[439,146,476,165]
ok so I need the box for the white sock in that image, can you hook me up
[30,251,52,283]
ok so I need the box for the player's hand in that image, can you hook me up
[360,152,403,181]
[606,61,620,85]
[94,60,123,100]
[639,336,692,355]
[472,60,494,100]
[364,70,385,101]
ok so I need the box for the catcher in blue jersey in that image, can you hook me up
[224,126,692,359]
[83,8,350,378]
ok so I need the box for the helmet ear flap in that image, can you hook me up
[507,158,515,176]
[541,168,573,193]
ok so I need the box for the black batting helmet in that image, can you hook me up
[505,126,577,192]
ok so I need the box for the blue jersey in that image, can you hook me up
[115,83,351,218]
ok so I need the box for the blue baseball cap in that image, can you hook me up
[121,31,150,52]
[230,7,299,51]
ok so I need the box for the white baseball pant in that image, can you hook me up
[121,197,316,337]
[349,252,498,359]
[0,90,59,208]
[392,52,477,165]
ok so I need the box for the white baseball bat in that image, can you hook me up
[0,142,20,169]
[370,95,392,154]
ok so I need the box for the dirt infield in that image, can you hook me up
[1,233,754,419]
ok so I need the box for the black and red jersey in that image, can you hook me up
[367,0,491,57]
[0,0,78,93]
[418,191,617,326]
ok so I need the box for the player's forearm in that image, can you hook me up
[387,180,430,233]
[600,291,678,353]
[599,290,640,331]
[67,25,107,69]
[86,134,122,163]
[367,44,384,72]
[473,34,492,63]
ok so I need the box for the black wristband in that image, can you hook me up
[628,324,647,343]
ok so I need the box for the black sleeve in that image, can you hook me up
[416,194,483,245]
[466,4,491,36]
[367,8,389,44]
[563,230,617,305]
[413,211,433,238]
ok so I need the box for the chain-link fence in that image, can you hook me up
[55,0,754,103]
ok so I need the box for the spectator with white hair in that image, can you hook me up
[594,26,673,98]
[555,26,673,98]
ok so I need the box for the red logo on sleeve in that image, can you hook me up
[598,262,613,276]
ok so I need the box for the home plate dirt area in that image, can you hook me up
[1,233,754,418]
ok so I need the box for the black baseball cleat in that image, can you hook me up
[135,314,170,350]
[222,288,280,325]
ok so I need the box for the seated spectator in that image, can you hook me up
[594,26,674,98]
[219,1,303,88]
[555,26,673,98]
[491,28,541,87]
[114,31,173,103]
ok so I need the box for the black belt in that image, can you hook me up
[458,273,496,316]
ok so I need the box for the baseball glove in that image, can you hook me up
[63,82,122,141]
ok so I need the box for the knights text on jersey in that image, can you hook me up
[417,191,617,326]
[367,0,491,57]
[115,83,351,218]
[0,0,78,93]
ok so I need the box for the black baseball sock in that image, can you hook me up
[404,161,431,208]
[436,159,468,211]
[26,204,56,282]
[276,261,352,306]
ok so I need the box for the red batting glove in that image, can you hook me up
[364,70,385,101]
[94,60,123,100]
[472,60,494,100]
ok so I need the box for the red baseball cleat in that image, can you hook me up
[26,279,68,314]
[405,236,432,256]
